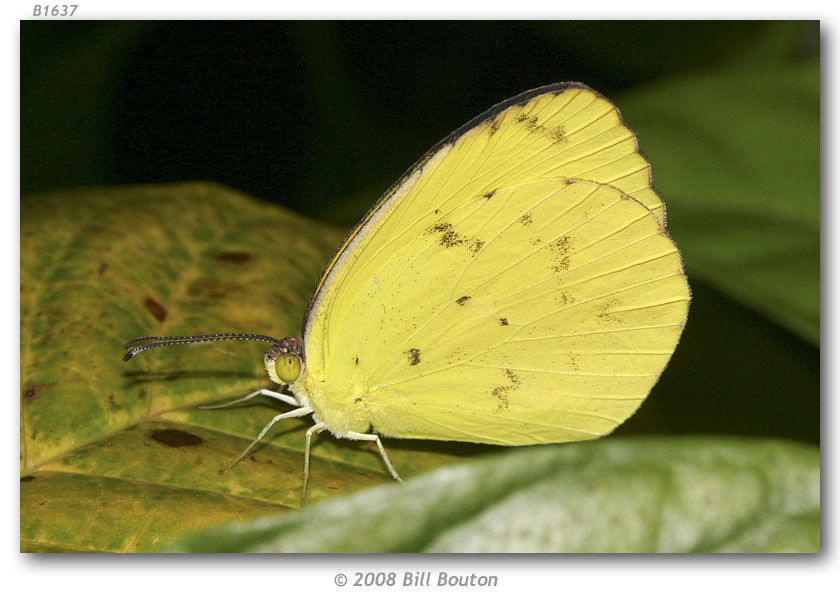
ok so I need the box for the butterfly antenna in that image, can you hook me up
[122,333,283,362]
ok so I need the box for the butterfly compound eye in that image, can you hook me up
[275,353,302,384]
[263,337,305,385]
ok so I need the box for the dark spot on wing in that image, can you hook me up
[150,428,203,447]
[440,229,466,248]
[216,251,253,263]
[144,297,167,323]
[406,348,421,366]
[549,236,572,273]
[490,114,502,135]
[557,291,572,305]
[427,222,452,233]
[549,125,567,143]
[519,115,545,134]
[354,355,359,366]
[483,189,496,199]
[456,295,471,306]
[552,258,570,273]
[490,368,522,412]
[519,213,533,226]
[354,397,363,404]
[491,386,510,411]
[597,299,623,323]
[21,475,36,483]
[499,317,509,326]
[427,220,479,252]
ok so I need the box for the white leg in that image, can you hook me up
[345,431,403,482]
[199,388,299,410]
[219,406,313,473]
[301,422,327,506]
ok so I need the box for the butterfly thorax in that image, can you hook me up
[291,373,372,439]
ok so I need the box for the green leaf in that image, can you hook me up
[617,62,819,344]
[160,437,819,553]
[20,183,486,552]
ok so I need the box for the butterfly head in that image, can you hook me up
[264,336,305,385]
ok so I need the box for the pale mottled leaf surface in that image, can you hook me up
[162,437,819,553]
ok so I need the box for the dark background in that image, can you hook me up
[20,21,820,445]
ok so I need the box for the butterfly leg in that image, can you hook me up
[302,421,328,506]
[199,388,299,409]
[220,406,313,473]
[345,431,403,483]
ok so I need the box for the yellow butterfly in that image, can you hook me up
[124,82,690,504]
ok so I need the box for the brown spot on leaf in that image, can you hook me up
[107,393,121,411]
[22,383,53,401]
[216,251,253,263]
[144,297,167,323]
[20,476,36,483]
[456,295,471,306]
[98,262,108,275]
[45,307,67,326]
[150,429,203,447]
[499,317,509,326]
[406,348,421,366]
